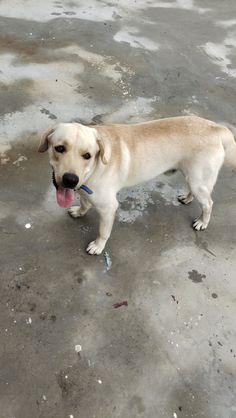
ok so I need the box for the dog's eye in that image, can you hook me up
[83,152,91,160]
[55,145,65,153]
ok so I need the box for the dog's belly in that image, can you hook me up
[124,157,178,187]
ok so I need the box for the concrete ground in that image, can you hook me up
[1,0,236,417]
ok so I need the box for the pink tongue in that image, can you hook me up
[56,186,75,208]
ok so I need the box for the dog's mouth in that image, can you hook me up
[57,187,75,208]
[52,170,58,190]
[52,171,75,209]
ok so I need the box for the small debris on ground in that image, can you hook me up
[26,317,32,325]
[13,155,28,166]
[104,251,112,271]
[171,295,179,304]
[106,292,112,297]
[98,379,102,384]
[113,300,128,309]
[25,223,31,229]
[75,344,82,353]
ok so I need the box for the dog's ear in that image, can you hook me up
[95,131,110,165]
[97,136,108,165]
[38,128,54,153]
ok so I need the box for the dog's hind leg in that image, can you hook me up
[178,169,195,205]
[191,184,213,230]
[178,192,194,205]
[188,149,224,230]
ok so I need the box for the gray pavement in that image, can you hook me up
[0,1,236,417]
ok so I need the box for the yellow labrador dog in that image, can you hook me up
[39,116,236,255]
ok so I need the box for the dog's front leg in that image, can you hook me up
[86,198,118,255]
[68,196,92,218]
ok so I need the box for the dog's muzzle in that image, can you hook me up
[52,169,93,195]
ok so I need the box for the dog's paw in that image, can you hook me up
[86,239,106,255]
[192,218,208,231]
[178,194,194,205]
[68,206,83,218]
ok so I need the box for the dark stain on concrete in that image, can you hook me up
[57,371,72,398]
[65,1,78,7]
[0,79,34,115]
[188,270,206,283]
[128,395,146,414]
[63,11,76,15]
[40,107,57,120]
[212,292,218,298]
[194,234,216,257]
[0,35,42,58]
[91,114,104,124]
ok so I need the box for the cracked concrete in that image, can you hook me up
[0,0,236,417]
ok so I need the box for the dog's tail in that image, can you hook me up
[221,126,236,169]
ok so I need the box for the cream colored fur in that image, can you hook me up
[39,116,236,254]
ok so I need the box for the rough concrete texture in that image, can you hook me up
[1,1,236,417]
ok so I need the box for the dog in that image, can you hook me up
[38,116,236,255]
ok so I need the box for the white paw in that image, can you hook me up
[86,239,106,255]
[68,206,83,218]
[193,218,207,231]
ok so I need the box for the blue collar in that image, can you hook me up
[80,184,93,194]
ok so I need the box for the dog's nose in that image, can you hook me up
[62,172,79,189]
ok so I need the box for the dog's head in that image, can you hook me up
[38,123,109,208]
